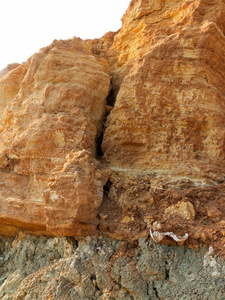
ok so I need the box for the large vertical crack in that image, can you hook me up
[96,130,104,158]
[95,81,116,159]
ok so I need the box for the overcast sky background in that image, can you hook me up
[0,0,131,71]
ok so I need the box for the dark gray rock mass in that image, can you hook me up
[0,234,224,299]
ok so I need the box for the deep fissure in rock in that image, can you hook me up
[96,130,104,158]
[103,179,113,196]
[107,87,117,107]
[95,84,116,159]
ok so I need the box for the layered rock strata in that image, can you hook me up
[0,38,110,236]
[0,0,225,258]
[103,0,225,181]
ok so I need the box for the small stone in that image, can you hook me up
[121,216,134,223]
[192,231,201,240]
[143,216,154,228]
[98,224,109,232]
[165,200,195,220]
[211,271,221,278]
[148,197,154,205]
[200,232,207,242]
[221,229,225,236]
[152,221,162,231]
[105,105,113,114]
[207,246,214,256]
[99,213,109,220]
[220,220,225,228]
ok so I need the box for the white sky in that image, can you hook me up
[0,0,131,71]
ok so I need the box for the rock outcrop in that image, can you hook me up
[0,235,224,299]
[0,0,225,257]
[1,0,225,298]
[103,0,225,181]
[0,38,110,236]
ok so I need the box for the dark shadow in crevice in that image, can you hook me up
[90,274,100,291]
[152,282,160,299]
[165,260,170,280]
[103,179,113,196]
[106,88,117,107]
[96,130,104,158]
[66,237,78,249]
[95,84,116,159]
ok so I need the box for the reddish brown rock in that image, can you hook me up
[206,206,223,221]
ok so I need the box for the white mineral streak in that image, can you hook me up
[150,229,189,243]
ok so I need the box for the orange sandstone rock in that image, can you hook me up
[103,0,225,182]
[44,150,108,236]
[0,38,110,236]
[0,0,225,256]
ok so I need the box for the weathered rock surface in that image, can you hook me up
[44,150,109,236]
[0,234,224,300]
[1,0,225,298]
[0,38,110,236]
[100,0,225,255]
[103,0,225,182]
[0,0,225,265]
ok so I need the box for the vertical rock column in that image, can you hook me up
[0,38,111,235]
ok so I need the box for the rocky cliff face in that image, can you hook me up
[0,0,225,298]
[0,38,111,236]
[103,0,225,178]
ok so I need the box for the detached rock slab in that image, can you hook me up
[165,200,195,220]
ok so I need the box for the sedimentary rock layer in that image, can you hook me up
[0,0,225,257]
[0,38,110,236]
[103,0,225,181]
[0,235,224,299]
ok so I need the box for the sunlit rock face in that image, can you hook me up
[103,0,225,182]
[0,38,110,236]
[0,0,225,258]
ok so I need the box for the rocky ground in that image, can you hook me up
[0,234,224,300]
[98,169,225,256]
